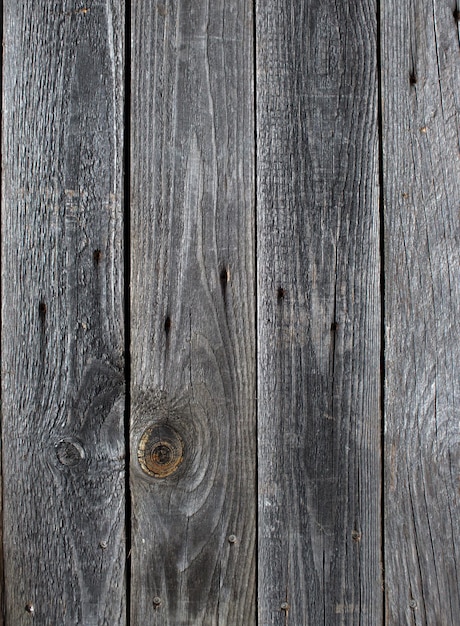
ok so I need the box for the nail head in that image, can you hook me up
[25,603,35,614]
[351,530,361,542]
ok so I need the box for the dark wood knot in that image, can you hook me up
[55,438,85,467]
[138,424,183,478]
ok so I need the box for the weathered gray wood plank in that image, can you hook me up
[0,464,3,626]
[130,1,256,624]
[256,1,382,623]
[382,1,460,623]
[1,2,126,624]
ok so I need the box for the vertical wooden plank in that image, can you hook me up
[1,2,125,624]
[257,1,382,623]
[382,1,460,623]
[130,1,255,624]
[0,8,4,619]
[0,5,4,620]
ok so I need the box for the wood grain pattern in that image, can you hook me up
[0,456,3,626]
[256,1,382,623]
[1,2,126,624]
[130,0,256,623]
[382,1,460,623]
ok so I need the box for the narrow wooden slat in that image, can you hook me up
[0,465,3,626]
[382,1,460,623]
[130,1,255,623]
[257,1,382,623]
[1,2,125,624]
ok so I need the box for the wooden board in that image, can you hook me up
[1,2,126,624]
[382,1,460,623]
[129,1,256,623]
[256,1,383,623]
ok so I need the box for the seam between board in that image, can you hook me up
[0,0,6,621]
[376,0,386,622]
[123,0,132,623]
[253,0,259,622]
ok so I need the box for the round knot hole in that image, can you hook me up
[55,439,85,467]
[138,424,183,478]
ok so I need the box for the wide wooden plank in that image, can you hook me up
[382,1,460,623]
[1,2,126,624]
[130,1,255,624]
[256,1,382,623]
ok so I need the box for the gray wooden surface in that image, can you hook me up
[1,2,126,624]
[129,0,256,624]
[256,0,383,623]
[1,0,460,624]
[382,1,460,624]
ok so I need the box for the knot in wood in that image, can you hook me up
[55,438,85,467]
[138,424,183,478]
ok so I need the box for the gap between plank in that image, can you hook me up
[0,0,5,621]
[376,0,386,621]
[123,0,132,623]
[253,0,259,616]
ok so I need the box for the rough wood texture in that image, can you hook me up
[257,1,382,623]
[130,1,256,624]
[0,463,3,626]
[382,1,460,623]
[1,2,126,624]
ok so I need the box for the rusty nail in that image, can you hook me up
[153,597,162,607]
[228,534,237,544]
[281,602,289,611]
